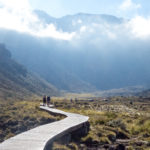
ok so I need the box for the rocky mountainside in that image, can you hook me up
[34,10,123,32]
[0,44,58,100]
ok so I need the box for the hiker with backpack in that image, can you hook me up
[47,96,51,107]
[43,96,46,106]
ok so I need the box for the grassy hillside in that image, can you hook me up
[0,44,59,100]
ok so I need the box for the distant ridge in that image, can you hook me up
[34,10,123,32]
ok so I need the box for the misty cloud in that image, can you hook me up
[0,10,150,90]
[0,0,75,40]
[118,0,141,18]
[127,16,150,39]
[119,0,141,11]
[0,0,150,43]
[67,17,150,51]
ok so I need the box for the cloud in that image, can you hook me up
[0,0,150,44]
[0,0,31,10]
[69,15,150,50]
[118,0,141,18]
[80,26,87,32]
[127,16,150,39]
[0,0,75,40]
[119,0,141,11]
[35,24,76,40]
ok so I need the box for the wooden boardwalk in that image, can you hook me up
[0,106,89,150]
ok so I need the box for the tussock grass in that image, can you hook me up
[51,97,150,149]
[0,98,64,142]
[52,142,79,150]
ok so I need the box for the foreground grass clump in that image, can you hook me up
[0,99,64,142]
[53,142,79,150]
[51,97,150,150]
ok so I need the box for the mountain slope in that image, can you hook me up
[0,30,96,92]
[0,44,59,99]
[0,12,150,92]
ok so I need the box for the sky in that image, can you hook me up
[0,0,150,41]
[29,0,150,18]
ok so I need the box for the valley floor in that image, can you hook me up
[51,96,150,150]
[0,96,150,150]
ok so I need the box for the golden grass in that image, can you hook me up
[0,98,64,142]
[51,97,150,149]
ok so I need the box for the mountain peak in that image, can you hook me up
[34,10,123,26]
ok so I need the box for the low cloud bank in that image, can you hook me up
[0,0,150,43]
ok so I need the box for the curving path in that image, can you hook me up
[0,106,89,150]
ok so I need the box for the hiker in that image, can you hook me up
[43,96,46,106]
[47,96,51,107]
[75,98,78,103]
